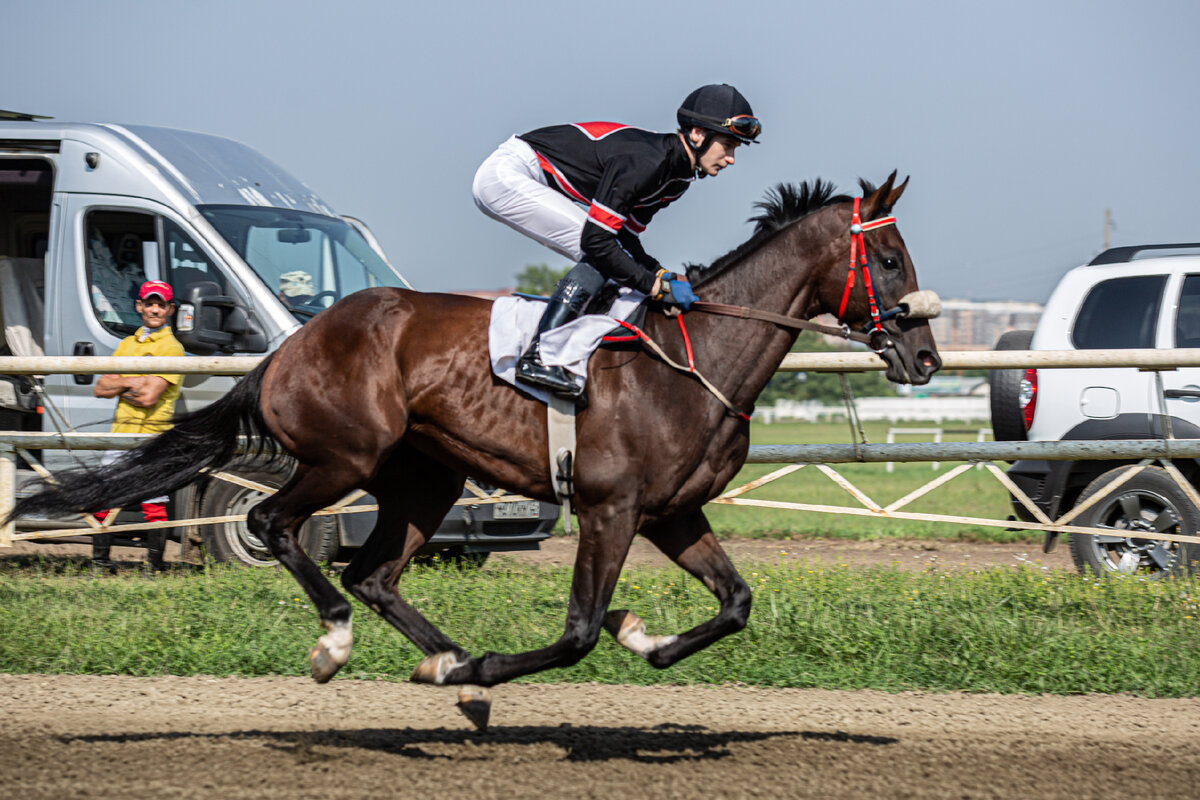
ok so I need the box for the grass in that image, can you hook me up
[2,558,1197,696]
[554,419,1023,542]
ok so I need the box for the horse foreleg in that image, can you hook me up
[609,510,751,669]
[412,503,637,688]
[246,464,365,683]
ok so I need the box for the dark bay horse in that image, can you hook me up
[14,172,940,724]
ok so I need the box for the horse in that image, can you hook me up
[13,171,940,729]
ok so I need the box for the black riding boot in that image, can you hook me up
[516,264,602,407]
[92,532,116,573]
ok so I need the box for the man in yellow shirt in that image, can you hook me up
[91,280,185,572]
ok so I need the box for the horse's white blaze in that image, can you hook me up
[614,611,677,658]
[317,620,353,666]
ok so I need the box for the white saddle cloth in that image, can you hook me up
[488,288,646,402]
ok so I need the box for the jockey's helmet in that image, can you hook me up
[676,84,761,145]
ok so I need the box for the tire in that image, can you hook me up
[989,329,1035,442]
[199,459,339,567]
[1069,465,1200,580]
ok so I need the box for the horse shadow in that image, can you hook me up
[60,723,897,763]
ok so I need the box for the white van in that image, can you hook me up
[0,111,556,566]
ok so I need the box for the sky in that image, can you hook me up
[4,0,1199,303]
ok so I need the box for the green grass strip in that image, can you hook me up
[1,560,1197,696]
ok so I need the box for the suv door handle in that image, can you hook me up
[1163,389,1200,399]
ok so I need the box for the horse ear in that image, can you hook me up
[885,175,910,211]
[861,170,897,220]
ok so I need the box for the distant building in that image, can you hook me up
[927,298,1042,351]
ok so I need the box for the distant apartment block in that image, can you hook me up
[927,299,1043,351]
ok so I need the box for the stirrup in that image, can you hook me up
[516,356,588,407]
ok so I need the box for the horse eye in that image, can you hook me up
[882,257,901,271]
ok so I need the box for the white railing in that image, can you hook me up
[4,349,1200,550]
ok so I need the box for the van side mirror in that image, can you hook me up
[175,281,267,355]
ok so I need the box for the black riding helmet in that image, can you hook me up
[677,84,762,150]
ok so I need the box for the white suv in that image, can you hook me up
[990,243,1200,579]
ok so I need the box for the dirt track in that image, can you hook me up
[3,674,1198,799]
[6,539,1195,798]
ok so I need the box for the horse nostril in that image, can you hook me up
[918,350,941,373]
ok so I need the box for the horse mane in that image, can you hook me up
[688,178,877,285]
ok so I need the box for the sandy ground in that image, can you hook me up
[11,537,1189,799]
[2,674,1198,799]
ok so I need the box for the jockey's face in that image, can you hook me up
[688,128,740,177]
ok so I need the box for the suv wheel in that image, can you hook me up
[1069,466,1200,580]
[989,330,1034,442]
[199,459,339,567]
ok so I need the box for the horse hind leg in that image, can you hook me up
[339,445,468,658]
[607,510,751,669]
[338,447,494,728]
[246,463,366,683]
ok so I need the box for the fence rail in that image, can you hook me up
[4,347,1200,376]
[4,350,1200,554]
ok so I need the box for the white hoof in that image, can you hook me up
[410,651,467,685]
[309,619,353,684]
[604,610,678,659]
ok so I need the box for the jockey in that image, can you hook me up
[473,83,761,405]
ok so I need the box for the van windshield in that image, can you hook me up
[198,205,404,321]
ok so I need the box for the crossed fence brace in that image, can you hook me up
[711,455,1200,548]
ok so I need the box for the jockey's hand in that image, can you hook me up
[654,270,698,312]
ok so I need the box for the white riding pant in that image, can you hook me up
[473,136,587,262]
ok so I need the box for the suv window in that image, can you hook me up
[1175,275,1200,348]
[1072,275,1165,349]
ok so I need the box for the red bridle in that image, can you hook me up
[836,196,896,336]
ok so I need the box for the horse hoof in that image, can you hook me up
[308,620,353,684]
[410,651,467,685]
[456,685,491,732]
[308,643,340,684]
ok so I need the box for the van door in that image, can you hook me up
[49,195,245,464]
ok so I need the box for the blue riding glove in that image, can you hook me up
[655,270,699,312]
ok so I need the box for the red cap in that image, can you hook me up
[138,280,173,303]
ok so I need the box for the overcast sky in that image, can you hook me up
[5,0,1198,303]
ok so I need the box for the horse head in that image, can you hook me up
[817,171,942,385]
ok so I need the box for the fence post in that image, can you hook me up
[0,444,14,548]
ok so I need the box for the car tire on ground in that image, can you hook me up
[1068,465,1200,580]
[199,458,339,567]
[989,329,1035,442]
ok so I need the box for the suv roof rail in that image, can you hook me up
[1088,243,1200,265]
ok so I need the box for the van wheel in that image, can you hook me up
[989,330,1035,442]
[199,460,339,567]
[1069,466,1200,580]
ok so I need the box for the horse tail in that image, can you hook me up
[8,354,281,523]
